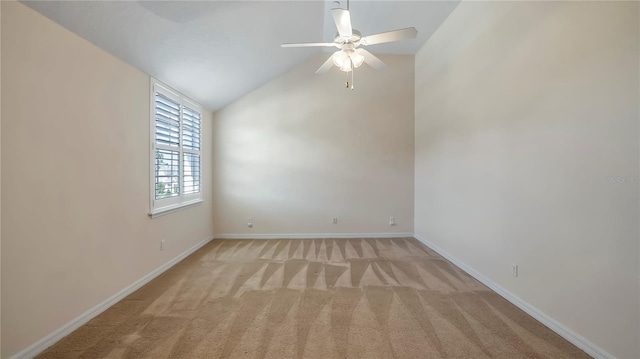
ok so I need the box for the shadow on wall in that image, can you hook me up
[416,2,636,154]
[212,54,415,233]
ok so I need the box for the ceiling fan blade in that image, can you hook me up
[357,49,386,70]
[281,42,336,48]
[332,8,353,38]
[315,54,335,74]
[361,27,418,46]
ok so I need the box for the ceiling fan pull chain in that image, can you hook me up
[350,58,354,89]
[345,70,350,88]
[350,61,355,90]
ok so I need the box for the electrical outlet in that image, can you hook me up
[332,217,338,224]
[512,264,518,277]
[389,216,396,226]
[248,217,253,228]
[160,240,165,251]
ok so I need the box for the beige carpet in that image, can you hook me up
[38,238,589,359]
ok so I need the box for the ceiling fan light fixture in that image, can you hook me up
[332,50,351,71]
[332,50,364,72]
[350,51,365,68]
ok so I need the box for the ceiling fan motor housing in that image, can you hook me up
[332,30,364,72]
[334,29,362,47]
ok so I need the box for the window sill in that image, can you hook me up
[149,199,203,219]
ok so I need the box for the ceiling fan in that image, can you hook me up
[281,0,418,89]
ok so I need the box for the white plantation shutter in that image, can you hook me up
[182,105,201,195]
[183,152,200,195]
[182,106,201,150]
[155,149,180,199]
[150,79,203,215]
[154,93,181,147]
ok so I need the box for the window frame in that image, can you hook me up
[149,78,203,218]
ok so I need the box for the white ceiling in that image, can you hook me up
[22,1,459,111]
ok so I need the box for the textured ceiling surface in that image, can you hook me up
[22,1,459,111]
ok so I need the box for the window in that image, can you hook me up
[150,79,202,217]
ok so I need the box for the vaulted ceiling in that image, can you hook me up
[22,1,460,111]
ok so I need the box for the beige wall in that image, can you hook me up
[414,2,639,358]
[0,1,3,354]
[212,54,414,236]
[0,3,214,357]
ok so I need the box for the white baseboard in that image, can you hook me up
[214,232,414,239]
[413,233,613,359]
[10,234,214,359]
